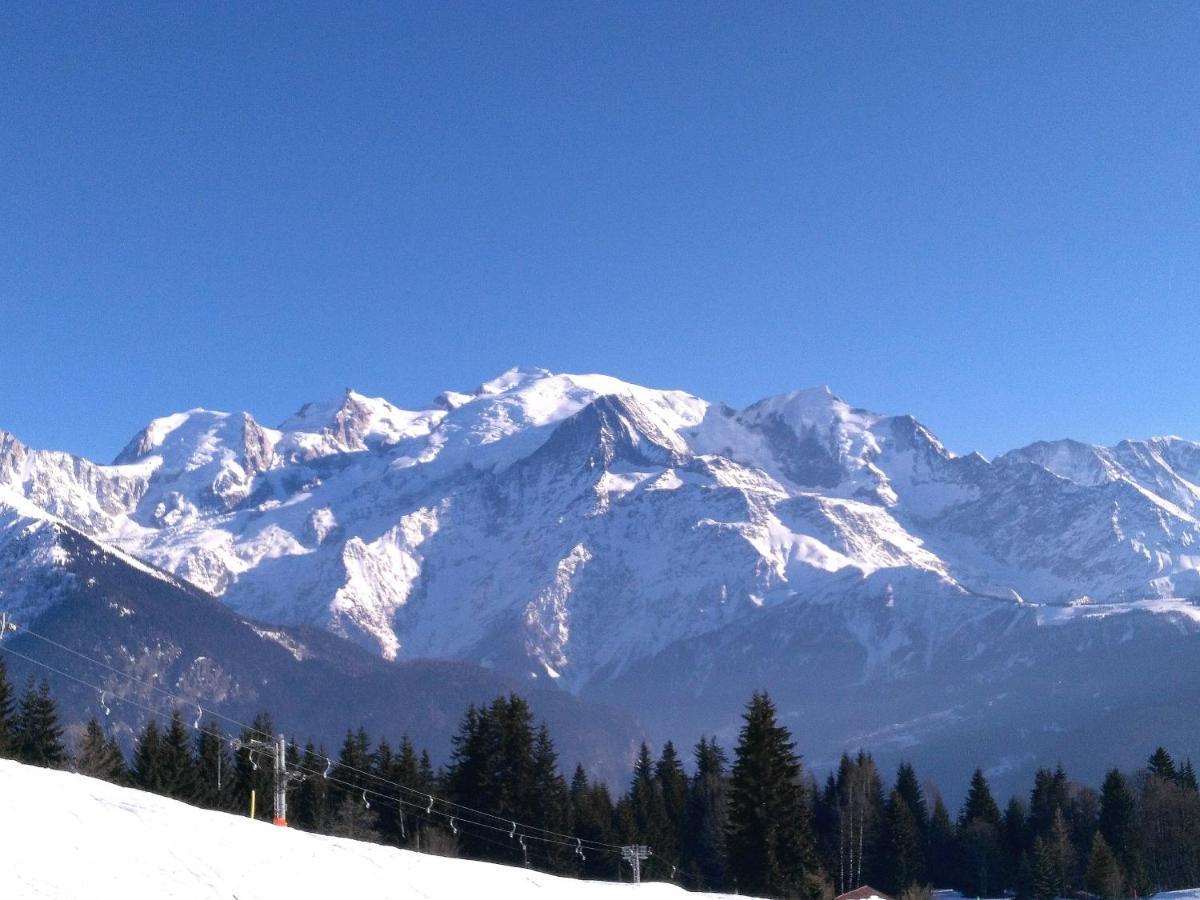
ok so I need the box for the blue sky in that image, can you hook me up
[3,2,1198,461]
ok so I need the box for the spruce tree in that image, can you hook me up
[1085,832,1123,899]
[132,719,165,793]
[570,764,619,880]
[0,656,15,757]
[531,724,571,872]
[626,741,673,877]
[655,739,689,873]
[1148,747,1177,781]
[14,678,65,768]
[725,691,823,898]
[882,786,925,894]
[292,743,330,833]
[1003,796,1028,885]
[894,762,929,837]
[232,713,275,819]
[1031,835,1057,900]
[1027,766,1069,845]
[1098,768,1140,884]
[75,718,127,783]
[927,795,957,889]
[1180,758,1198,792]
[686,736,729,890]
[159,709,198,800]
[193,721,234,811]
[957,769,1004,896]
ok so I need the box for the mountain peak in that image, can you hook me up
[474,366,554,397]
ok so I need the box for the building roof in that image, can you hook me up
[834,887,895,900]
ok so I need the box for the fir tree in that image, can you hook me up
[291,743,330,833]
[882,786,925,894]
[725,691,823,898]
[1148,747,1177,781]
[159,709,198,800]
[957,769,1004,897]
[132,719,165,793]
[193,721,234,811]
[531,724,571,872]
[1085,831,1123,899]
[0,656,15,757]
[625,741,673,877]
[1027,766,1069,845]
[570,764,619,880]
[654,739,689,874]
[1031,835,1057,900]
[927,795,957,889]
[1003,796,1028,879]
[74,718,127,783]
[1179,758,1198,793]
[1098,767,1140,885]
[894,762,929,837]
[686,736,729,890]
[14,678,65,768]
[232,713,275,819]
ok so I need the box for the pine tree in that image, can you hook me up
[1047,806,1076,897]
[1085,832,1123,899]
[1098,767,1140,887]
[570,764,619,880]
[232,713,275,819]
[654,739,689,875]
[292,743,330,833]
[526,725,569,872]
[1031,835,1057,900]
[725,691,824,898]
[14,678,65,768]
[686,736,729,890]
[894,762,929,837]
[159,709,198,800]
[193,721,234,810]
[74,719,127,783]
[1148,747,1177,781]
[882,786,925,894]
[1180,758,1198,792]
[957,769,1004,896]
[132,719,165,793]
[1003,796,1029,881]
[1027,766,1069,845]
[0,656,16,757]
[927,795,957,889]
[625,741,673,877]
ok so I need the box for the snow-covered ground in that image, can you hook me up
[0,759,740,899]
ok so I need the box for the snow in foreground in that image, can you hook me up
[0,759,741,899]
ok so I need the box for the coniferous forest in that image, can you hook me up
[5,654,1200,900]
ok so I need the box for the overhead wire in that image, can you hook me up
[1,620,629,854]
[7,621,706,882]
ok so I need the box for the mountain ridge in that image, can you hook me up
[4,367,1200,795]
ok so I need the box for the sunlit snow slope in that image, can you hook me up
[0,759,739,900]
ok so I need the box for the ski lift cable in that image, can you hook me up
[284,756,621,854]
[4,623,624,852]
[0,641,275,759]
[11,623,278,745]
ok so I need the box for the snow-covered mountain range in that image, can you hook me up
[4,367,1200,793]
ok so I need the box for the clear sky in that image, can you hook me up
[3,2,1199,462]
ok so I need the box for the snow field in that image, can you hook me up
[0,759,741,900]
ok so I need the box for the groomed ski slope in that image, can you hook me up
[0,760,744,899]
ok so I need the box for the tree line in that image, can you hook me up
[4,655,1200,899]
